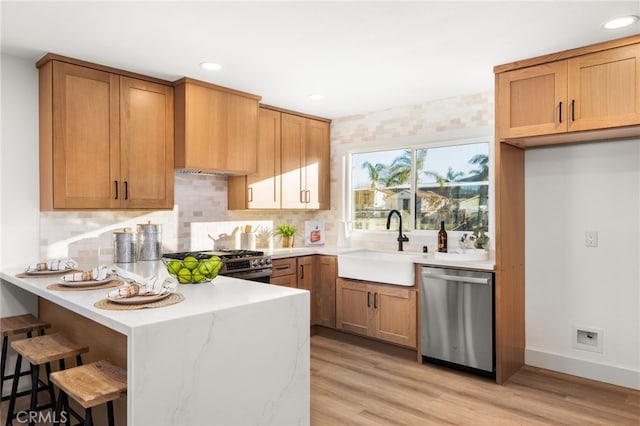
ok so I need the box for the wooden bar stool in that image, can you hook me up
[6,333,89,426]
[50,360,127,426]
[1,314,51,401]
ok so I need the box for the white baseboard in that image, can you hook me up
[526,348,640,390]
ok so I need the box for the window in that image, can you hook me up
[350,142,489,232]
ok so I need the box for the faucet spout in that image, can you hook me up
[386,209,409,251]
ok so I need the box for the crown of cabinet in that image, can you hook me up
[173,78,261,175]
[227,106,331,210]
[495,35,640,147]
[38,54,174,210]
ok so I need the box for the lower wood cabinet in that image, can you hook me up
[271,255,337,327]
[336,278,417,348]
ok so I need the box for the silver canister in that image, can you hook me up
[137,221,163,261]
[113,228,137,263]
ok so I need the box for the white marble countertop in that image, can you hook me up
[267,246,495,271]
[0,261,308,335]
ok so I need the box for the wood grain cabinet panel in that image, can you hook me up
[496,40,640,143]
[229,107,330,210]
[336,278,417,348]
[315,255,337,328]
[39,57,174,210]
[174,78,260,175]
[228,107,281,209]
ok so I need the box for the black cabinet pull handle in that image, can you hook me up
[124,181,129,200]
[367,291,371,308]
[114,181,119,199]
[571,99,575,122]
[300,265,304,280]
[559,101,562,123]
[374,293,378,309]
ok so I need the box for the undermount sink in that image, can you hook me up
[337,249,415,286]
[433,248,489,261]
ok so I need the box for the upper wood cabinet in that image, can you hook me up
[174,78,261,175]
[496,39,640,143]
[228,106,331,210]
[227,107,281,209]
[281,113,330,209]
[38,56,174,210]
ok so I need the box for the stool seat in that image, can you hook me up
[50,360,127,409]
[11,333,89,365]
[1,314,51,403]
[1,314,51,336]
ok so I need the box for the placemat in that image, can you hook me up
[15,269,80,279]
[47,280,123,291]
[94,293,184,310]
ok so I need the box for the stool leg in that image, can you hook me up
[29,363,39,426]
[6,353,22,426]
[107,401,115,426]
[84,407,93,426]
[1,335,8,400]
[44,361,56,408]
[53,389,65,426]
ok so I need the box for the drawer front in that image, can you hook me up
[271,257,297,277]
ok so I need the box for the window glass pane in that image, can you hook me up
[351,149,410,231]
[415,143,489,232]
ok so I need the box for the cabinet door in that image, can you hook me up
[568,44,640,132]
[248,108,281,208]
[51,61,120,209]
[315,256,336,328]
[281,113,306,208]
[496,61,567,139]
[372,285,417,348]
[224,91,258,174]
[305,119,330,209]
[120,77,174,209]
[179,82,226,172]
[336,278,370,337]
[270,274,297,288]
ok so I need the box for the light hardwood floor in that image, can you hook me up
[311,334,640,425]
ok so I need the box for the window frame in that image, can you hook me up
[341,136,494,248]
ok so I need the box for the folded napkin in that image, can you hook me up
[107,267,175,299]
[61,265,114,282]
[28,258,78,272]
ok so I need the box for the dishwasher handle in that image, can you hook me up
[421,271,490,285]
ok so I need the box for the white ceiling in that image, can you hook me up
[2,1,639,119]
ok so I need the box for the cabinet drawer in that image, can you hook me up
[271,258,297,277]
[271,274,297,288]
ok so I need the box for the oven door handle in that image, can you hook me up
[229,269,273,280]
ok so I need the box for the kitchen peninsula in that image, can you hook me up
[0,263,310,425]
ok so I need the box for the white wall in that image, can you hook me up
[525,139,640,389]
[0,54,41,319]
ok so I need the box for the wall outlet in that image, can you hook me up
[585,231,598,248]
[572,326,603,353]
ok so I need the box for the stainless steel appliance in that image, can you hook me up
[421,266,495,377]
[162,249,272,283]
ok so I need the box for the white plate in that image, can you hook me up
[107,289,172,305]
[24,268,74,276]
[58,275,117,288]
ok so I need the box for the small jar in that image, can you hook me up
[113,228,137,263]
[137,221,163,261]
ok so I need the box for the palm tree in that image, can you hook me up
[468,154,489,181]
[361,161,385,188]
[383,149,427,186]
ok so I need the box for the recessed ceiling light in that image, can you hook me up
[603,15,639,30]
[200,62,222,71]
[309,94,324,100]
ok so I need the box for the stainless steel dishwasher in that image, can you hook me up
[421,266,495,377]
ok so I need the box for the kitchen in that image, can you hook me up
[1,1,640,425]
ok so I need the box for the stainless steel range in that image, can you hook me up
[162,249,272,283]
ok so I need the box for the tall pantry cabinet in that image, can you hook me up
[38,54,174,210]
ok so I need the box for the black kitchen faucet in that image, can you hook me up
[386,209,409,251]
